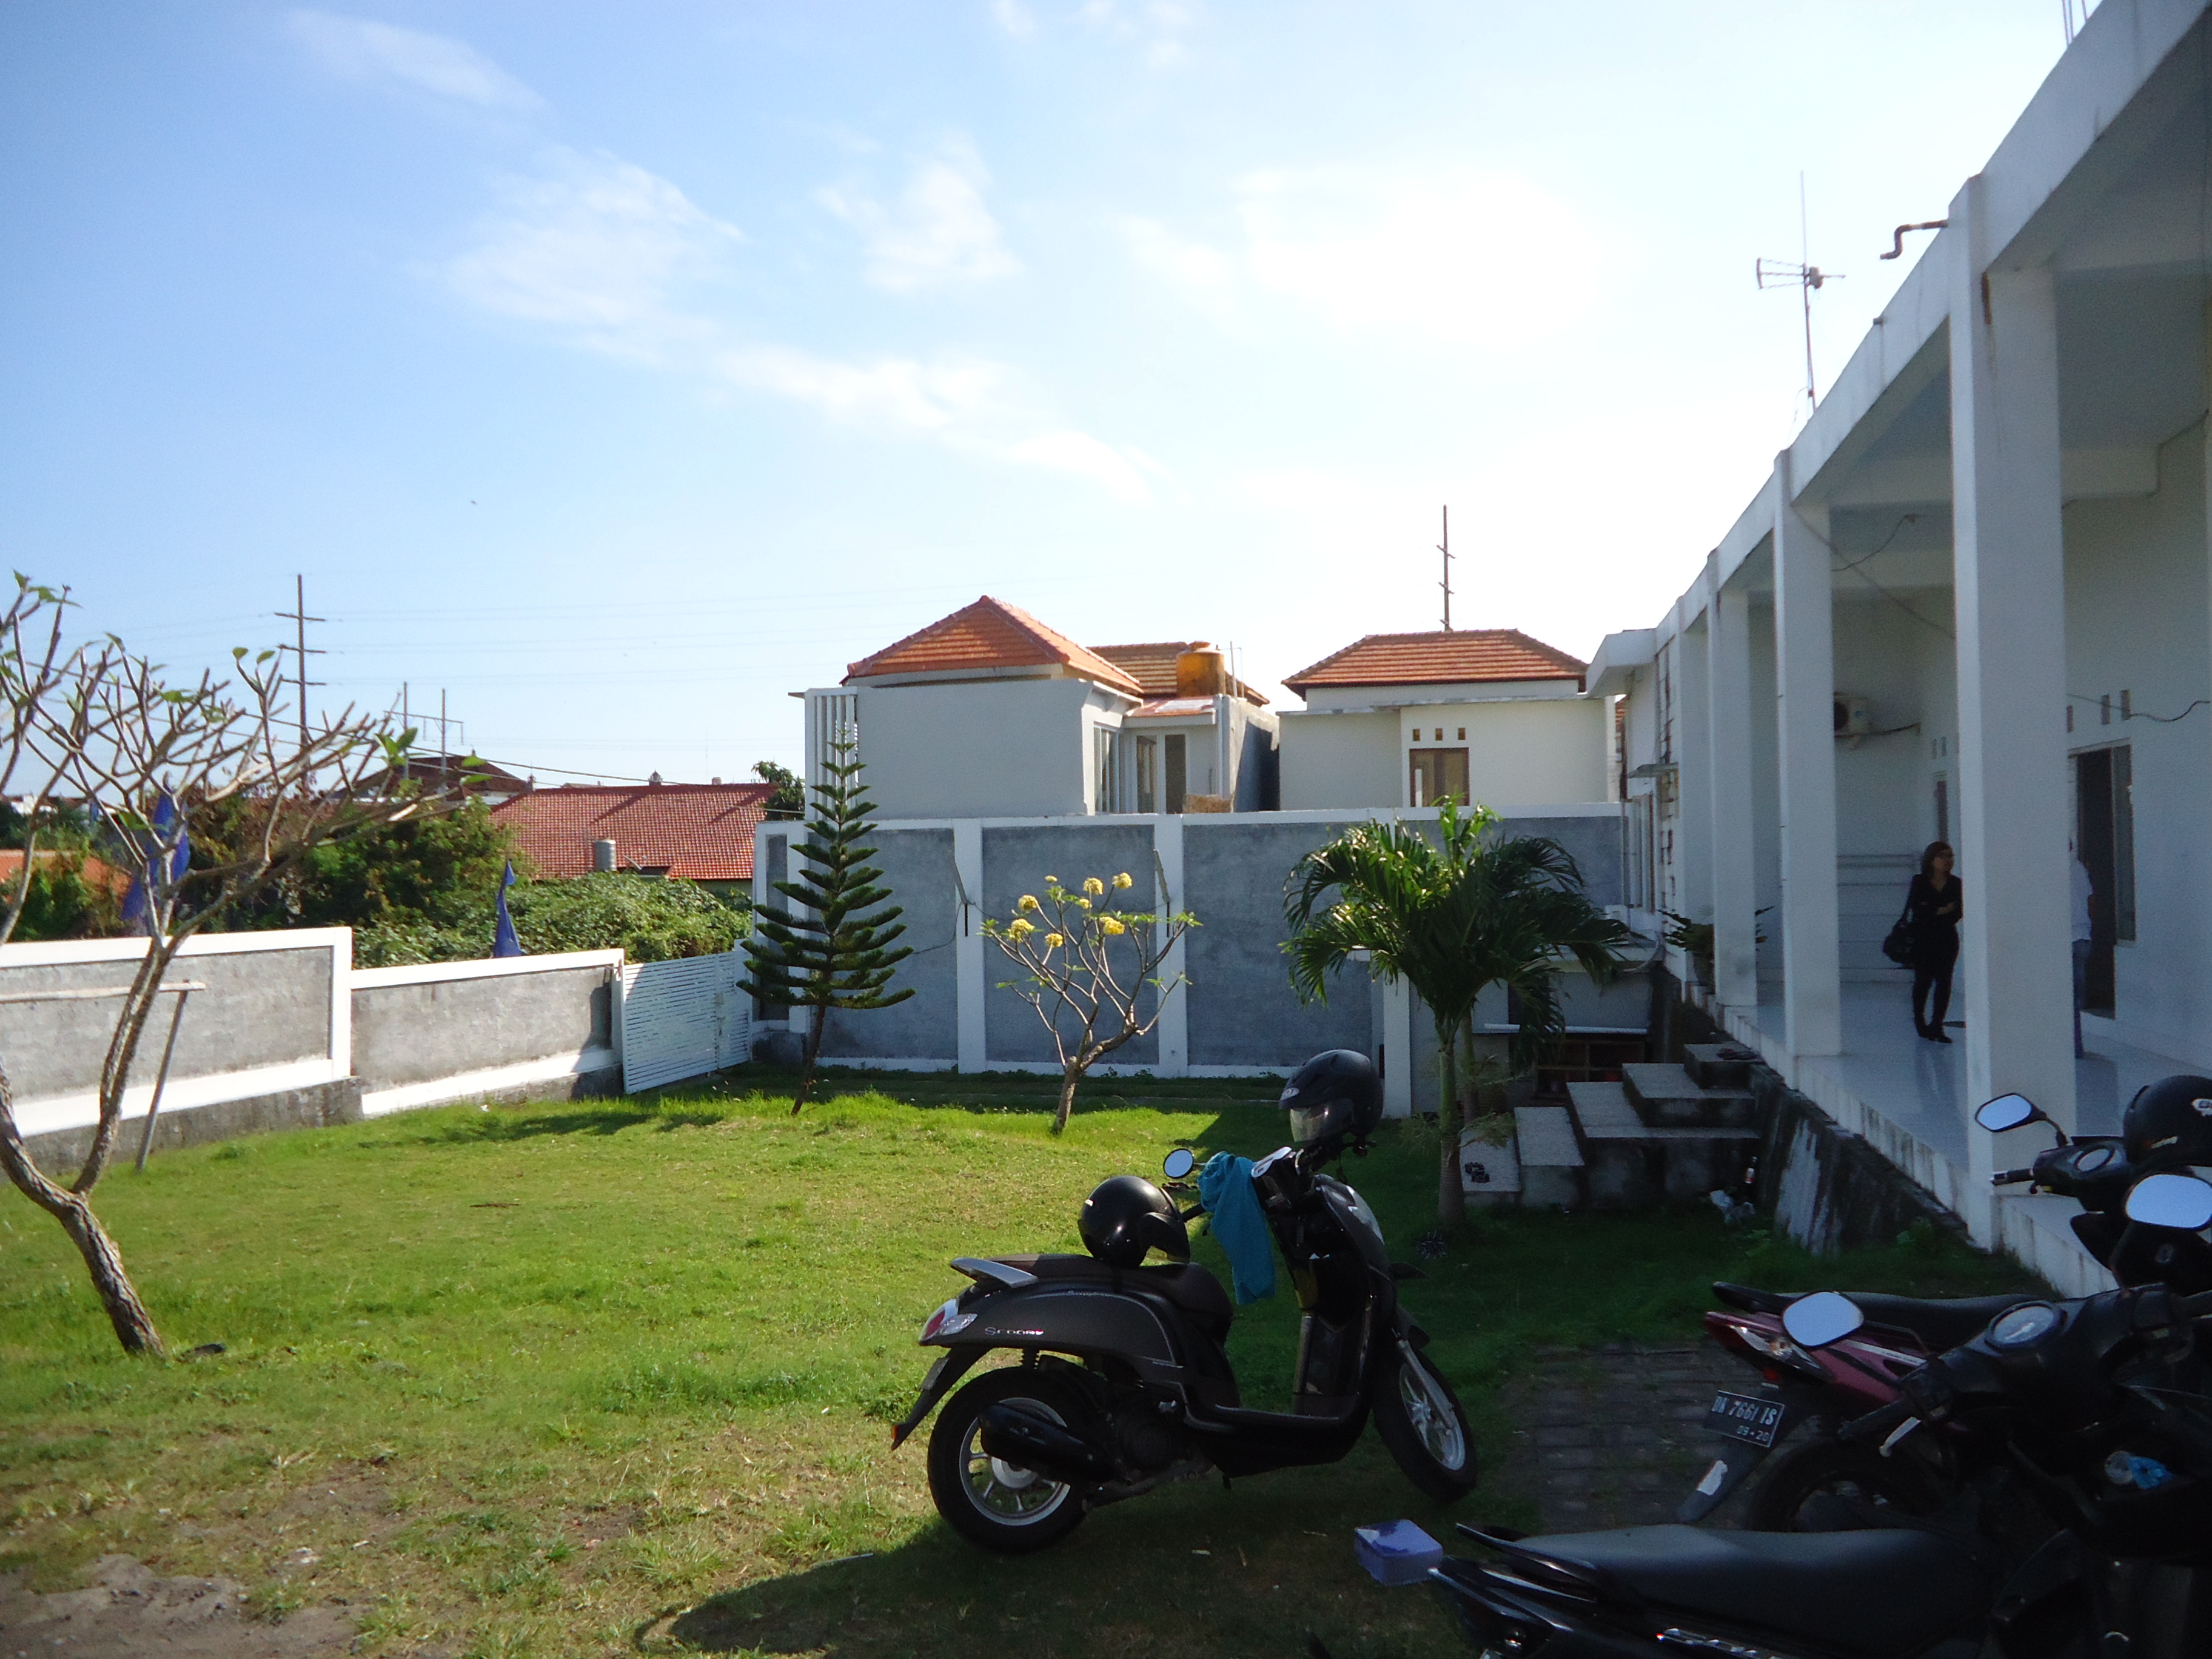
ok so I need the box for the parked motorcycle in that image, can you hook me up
[1681,1084,2212,1531]
[1437,1168,2212,1658]
[886,1050,1479,1552]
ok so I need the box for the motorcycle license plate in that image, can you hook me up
[1707,1390,1786,1448]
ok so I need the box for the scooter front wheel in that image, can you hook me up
[1373,1344,1480,1503]
[927,1368,1091,1553]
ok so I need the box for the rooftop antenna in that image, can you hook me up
[1756,173,1842,414]
[1437,506,1454,631]
[274,575,325,756]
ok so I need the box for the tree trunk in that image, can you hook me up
[791,1000,828,1113]
[0,1073,165,1356]
[1053,1062,1082,1134]
[1436,1018,1466,1227]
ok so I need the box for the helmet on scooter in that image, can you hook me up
[2122,1074,2212,1170]
[1279,1049,1384,1156]
[1079,1175,1190,1267]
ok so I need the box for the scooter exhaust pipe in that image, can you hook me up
[977,1404,1116,1486]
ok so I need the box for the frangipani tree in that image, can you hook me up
[1284,800,1631,1226]
[984,871,1197,1133]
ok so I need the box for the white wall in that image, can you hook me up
[853,677,1119,819]
[1278,709,1401,809]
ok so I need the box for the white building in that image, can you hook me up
[1277,629,1612,811]
[1601,0,2212,1287]
[800,597,1278,819]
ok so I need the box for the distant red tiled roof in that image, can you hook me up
[1284,629,1587,694]
[491,782,774,882]
[1090,642,1270,706]
[845,597,1142,696]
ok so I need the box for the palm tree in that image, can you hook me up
[1284,800,1633,1226]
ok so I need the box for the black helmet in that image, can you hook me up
[1279,1049,1384,1155]
[1079,1175,1190,1267]
[2123,1074,2212,1170]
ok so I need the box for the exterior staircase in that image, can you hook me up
[1466,1041,1765,1210]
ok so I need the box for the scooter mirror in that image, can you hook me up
[2124,1171,2212,1233]
[1975,1094,2041,1133]
[1780,1290,1865,1350]
[1162,1148,1197,1181]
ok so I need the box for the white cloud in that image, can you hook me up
[287,10,541,110]
[445,150,741,352]
[818,145,1020,293]
[1126,166,1604,349]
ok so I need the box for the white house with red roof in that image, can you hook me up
[802,597,1278,819]
[1276,628,1613,811]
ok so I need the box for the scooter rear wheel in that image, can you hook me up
[1373,1344,1480,1503]
[927,1367,1091,1553]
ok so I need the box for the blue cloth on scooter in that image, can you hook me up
[1198,1152,1275,1304]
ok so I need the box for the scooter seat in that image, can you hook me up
[993,1255,1235,1330]
[1511,1524,1991,1658]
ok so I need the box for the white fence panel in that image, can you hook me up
[621,951,752,1094]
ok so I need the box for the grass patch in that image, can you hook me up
[0,1073,2040,1656]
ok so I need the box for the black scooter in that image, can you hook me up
[889,1141,1478,1552]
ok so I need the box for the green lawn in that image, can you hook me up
[0,1068,2042,1658]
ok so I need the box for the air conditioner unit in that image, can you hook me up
[1834,694,1874,741]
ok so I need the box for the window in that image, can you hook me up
[1409,748,1468,807]
[1135,736,1158,813]
[1164,733,1187,813]
[1093,726,1123,814]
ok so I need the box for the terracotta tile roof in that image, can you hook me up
[1284,629,1587,694]
[844,596,1143,696]
[1089,642,1270,706]
[490,782,775,882]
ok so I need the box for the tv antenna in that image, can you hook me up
[1437,506,1454,631]
[1756,173,1842,414]
[274,575,325,754]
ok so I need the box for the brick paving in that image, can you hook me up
[1496,1340,1749,1532]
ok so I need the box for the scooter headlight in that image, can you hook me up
[920,1298,976,1343]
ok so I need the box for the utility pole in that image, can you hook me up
[274,575,325,754]
[1438,506,1455,631]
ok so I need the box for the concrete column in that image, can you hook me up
[1152,815,1188,1076]
[1949,175,2075,1133]
[1708,568,1760,1007]
[954,819,985,1073]
[1677,600,1714,949]
[1773,455,1843,1057]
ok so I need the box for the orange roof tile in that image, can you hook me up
[843,597,1142,696]
[490,782,774,882]
[1284,629,1587,694]
[1089,642,1270,706]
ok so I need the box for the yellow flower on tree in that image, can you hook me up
[1018,894,1040,913]
[1082,876,1105,897]
[1113,871,1134,890]
[1098,916,1127,936]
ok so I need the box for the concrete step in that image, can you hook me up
[1567,1081,1763,1211]
[1683,1042,1759,1091]
[1513,1105,1583,1210]
[1460,1126,1521,1203]
[1621,1062,1760,1128]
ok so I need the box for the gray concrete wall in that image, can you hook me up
[1182,817,1372,1068]
[0,939,335,1104]
[820,826,959,1062]
[352,962,617,1092]
[982,822,1160,1067]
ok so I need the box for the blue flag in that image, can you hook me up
[120,792,190,937]
[492,859,522,957]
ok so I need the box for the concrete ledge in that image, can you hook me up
[22,1078,365,1176]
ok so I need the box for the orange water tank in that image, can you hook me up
[1175,642,1228,697]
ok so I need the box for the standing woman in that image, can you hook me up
[1906,842,1963,1042]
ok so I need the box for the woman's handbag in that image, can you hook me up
[1881,894,1916,968]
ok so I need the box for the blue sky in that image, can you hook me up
[1,4,2076,782]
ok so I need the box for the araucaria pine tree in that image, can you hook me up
[740,736,913,1111]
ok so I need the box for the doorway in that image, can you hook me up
[2073,746,2134,1017]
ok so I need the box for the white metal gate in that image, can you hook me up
[620,950,753,1094]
